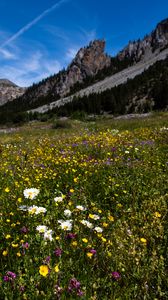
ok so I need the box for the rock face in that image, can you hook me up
[0,79,26,106]
[20,40,111,102]
[68,40,111,80]
[118,18,168,62]
[54,40,111,96]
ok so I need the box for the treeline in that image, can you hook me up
[0,56,135,116]
[0,57,168,125]
[50,57,168,116]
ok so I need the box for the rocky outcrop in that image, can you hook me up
[68,40,111,79]
[118,18,168,62]
[0,79,26,106]
[19,40,111,103]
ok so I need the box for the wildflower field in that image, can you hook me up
[0,114,168,299]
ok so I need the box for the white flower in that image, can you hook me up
[80,220,93,229]
[35,206,47,214]
[44,230,53,241]
[23,188,40,200]
[26,205,47,215]
[94,226,103,233]
[54,196,64,203]
[76,205,86,211]
[58,220,72,231]
[89,214,100,220]
[28,205,38,214]
[36,225,48,233]
[64,209,72,217]
[160,127,168,131]
[18,205,28,211]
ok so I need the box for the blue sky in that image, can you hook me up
[0,0,168,87]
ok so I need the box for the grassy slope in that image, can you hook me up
[0,112,168,299]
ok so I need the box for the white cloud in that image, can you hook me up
[0,48,16,59]
[0,51,62,87]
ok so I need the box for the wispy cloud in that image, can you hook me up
[0,50,62,87]
[0,0,69,49]
[66,47,78,60]
[81,29,97,43]
[0,48,16,59]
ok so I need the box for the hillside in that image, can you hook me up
[0,18,168,121]
[0,79,25,106]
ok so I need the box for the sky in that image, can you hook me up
[0,0,168,87]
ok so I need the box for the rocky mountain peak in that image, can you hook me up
[21,39,111,101]
[117,18,168,62]
[65,39,111,87]
[70,39,110,75]
[0,79,17,87]
[0,79,26,106]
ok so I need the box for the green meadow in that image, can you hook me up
[0,113,168,299]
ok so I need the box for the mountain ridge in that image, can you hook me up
[0,17,168,115]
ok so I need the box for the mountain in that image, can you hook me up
[14,40,111,108]
[0,79,26,106]
[0,18,168,119]
[117,18,168,62]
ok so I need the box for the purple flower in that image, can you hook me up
[19,286,25,292]
[111,271,121,281]
[77,289,84,297]
[55,284,63,294]
[69,278,80,289]
[66,233,77,239]
[90,249,96,255]
[54,248,62,257]
[45,256,51,263]
[22,242,29,249]
[6,271,17,279]
[20,226,28,234]
[3,276,10,282]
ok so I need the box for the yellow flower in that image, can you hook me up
[54,265,60,273]
[102,222,108,228]
[74,178,78,183]
[101,237,107,243]
[107,252,112,257]
[154,212,161,218]
[17,198,22,203]
[87,252,93,258]
[39,265,49,277]
[17,252,21,257]
[108,215,114,222]
[5,234,11,239]
[12,243,19,248]
[71,241,78,247]
[97,233,102,238]
[3,250,8,256]
[140,238,147,244]
[5,187,10,192]
[82,238,88,243]
[55,236,60,240]
[70,189,74,193]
